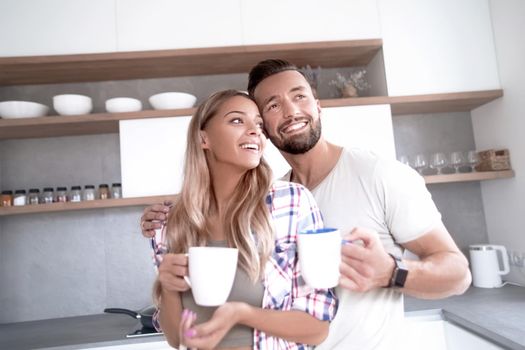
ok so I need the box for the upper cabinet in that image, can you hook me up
[0,0,117,56]
[378,0,501,96]
[241,0,381,45]
[115,0,243,51]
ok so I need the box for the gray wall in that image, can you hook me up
[0,74,487,323]
[393,112,489,255]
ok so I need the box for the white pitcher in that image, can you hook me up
[469,244,510,288]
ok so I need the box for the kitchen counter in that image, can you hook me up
[1,285,523,350]
[405,284,525,350]
[0,313,165,350]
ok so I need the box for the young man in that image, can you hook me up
[142,59,471,349]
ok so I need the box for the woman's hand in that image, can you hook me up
[182,302,244,350]
[140,200,173,238]
[158,253,190,293]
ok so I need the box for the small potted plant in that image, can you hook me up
[329,69,371,98]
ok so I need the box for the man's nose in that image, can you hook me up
[282,99,299,119]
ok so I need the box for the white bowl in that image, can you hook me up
[148,92,197,110]
[53,94,93,116]
[105,97,142,113]
[0,101,49,119]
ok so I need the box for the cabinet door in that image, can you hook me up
[378,0,500,96]
[265,105,396,179]
[119,117,191,198]
[0,0,116,56]
[116,0,243,51]
[241,0,381,45]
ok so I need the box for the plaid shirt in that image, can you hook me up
[151,181,338,349]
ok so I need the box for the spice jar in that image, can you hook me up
[28,188,40,205]
[98,184,109,200]
[1,190,13,207]
[55,187,68,203]
[13,189,27,206]
[41,187,54,204]
[69,186,82,202]
[83,185,96,201]
[111,183,122,199]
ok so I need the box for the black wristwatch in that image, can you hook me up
[387,253,408,288]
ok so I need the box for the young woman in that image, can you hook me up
[151,90,337,350]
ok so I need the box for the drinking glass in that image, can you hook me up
[450,151,466,173]
[430,152,448,175]
[467,150,480,172]
[413,154,428,175]
[398,155,410,166]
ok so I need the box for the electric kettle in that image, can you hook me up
[469,244,510,288]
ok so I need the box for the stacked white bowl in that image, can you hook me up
[0,101,49,119]
[105,97,142,113]
[53,94,93,116]
[149,92,197,110]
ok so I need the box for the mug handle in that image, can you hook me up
[183,253,192,288]
[495,246,510,275]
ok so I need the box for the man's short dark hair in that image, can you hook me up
[247,59,300,97]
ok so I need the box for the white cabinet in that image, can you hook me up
[0,0,116,56]
[265,105,395,179]
[119,105,394,196]
[378,0,501,96]
[116,0,243,51]
[119,116,191,198]
[240,0,381,45]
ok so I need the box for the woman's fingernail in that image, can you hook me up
[181,309,188,319]
[184,329,196,338]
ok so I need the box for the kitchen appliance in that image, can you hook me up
[469,244,509,288]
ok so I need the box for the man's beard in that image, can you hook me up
[269,118,322,155]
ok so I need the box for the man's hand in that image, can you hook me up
[339,227,395,292]
[140,200,173,238]
[158,253,190,293]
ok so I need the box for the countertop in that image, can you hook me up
[405,284,525,350]
[1,285,523,350]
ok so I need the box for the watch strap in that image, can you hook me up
[387,253,408,288]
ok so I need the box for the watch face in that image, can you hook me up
[394,259,408,287]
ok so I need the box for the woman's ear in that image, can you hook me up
[200,130,210,149]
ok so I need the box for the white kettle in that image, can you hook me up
[469,244,510,288]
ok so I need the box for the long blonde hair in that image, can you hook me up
[154,90,274,303]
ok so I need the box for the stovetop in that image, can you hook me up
[126,326,163,338]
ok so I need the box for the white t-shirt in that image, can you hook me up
[286,148,443,350]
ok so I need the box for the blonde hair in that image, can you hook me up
[154,90,274,304]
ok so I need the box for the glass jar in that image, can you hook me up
[55,187,68,203]
[83,185,96,201]
[69,186,82,202]
[13,189,27,206]
[28,188,40,205]
[1,190,13,207]
[111,183,122,199]
[98,184,109,200]
[41,187,54,204]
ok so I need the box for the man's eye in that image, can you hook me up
[266,103,278,111]
[296,94,306,100]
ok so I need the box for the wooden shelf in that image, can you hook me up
[0,171,514,216]
[388,90,503,115]
[0,195,175,216]
[0,39,382,86]
[424,170,515,184]
[0,90,504,140]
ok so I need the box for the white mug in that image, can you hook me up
[184,247,238,306]
[297,228,342,289]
